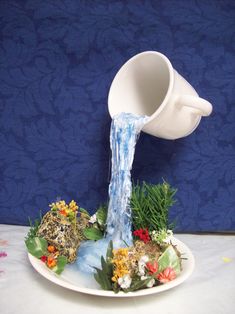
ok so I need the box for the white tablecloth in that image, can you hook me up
[0,224,234,314]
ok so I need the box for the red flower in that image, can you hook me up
[157,267,176,283]
[146,261,158,275]
[40,255,47,263]
[133,228,150,243]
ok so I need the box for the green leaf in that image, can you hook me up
[94,268,112,290]
[93,241,114,291]
[158,245,181,275]
[25,237,48,258]
[101,256,108,273]
[53,256,68,275]
[96,205,107,227]
[79,208,90,217]
[83,227,103,240]
[106,240,113,261]
[113,282,121,294]
[128,277,153,292]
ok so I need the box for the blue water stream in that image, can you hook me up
[71,113,149,273]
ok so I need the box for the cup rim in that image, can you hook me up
[108,51,174,121]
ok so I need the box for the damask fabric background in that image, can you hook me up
[0,0,234,231]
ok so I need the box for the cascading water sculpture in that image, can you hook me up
[106,113,149,246]
[75,113,148,273]
[25,51,212,294]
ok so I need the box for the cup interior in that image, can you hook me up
[108,52,172,117]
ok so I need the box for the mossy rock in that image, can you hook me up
[37,211,80,263]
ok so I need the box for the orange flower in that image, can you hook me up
[47,256,57,268]
[157,267,176,283]
[59,209,67,216]
[47,245,56,253]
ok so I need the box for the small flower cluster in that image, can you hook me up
[150,229,173,245]
[109,249,177,291]
[112,248,131,285]
[133,228,151,243]
[40,245,59,269]
[49,200,79,223]
[139,257,176,288]
[94,229,181,293]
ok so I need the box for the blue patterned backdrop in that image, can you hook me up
[0,0,234,231]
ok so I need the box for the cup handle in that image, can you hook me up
[177,95,213,116]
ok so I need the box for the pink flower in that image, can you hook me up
[0,251,7,258]
[157,267,176,283]
[146,261,158,275]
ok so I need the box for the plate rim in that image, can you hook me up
[28,237,195,297]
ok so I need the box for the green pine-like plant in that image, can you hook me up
[131,181,177,232]
[25,213,42,242]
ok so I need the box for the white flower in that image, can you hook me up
[163,230,174,244]
[167,229,173,237]
[146,279,155,288]
[140,275,148,281]
[88,214,97,224]
[138,265,145,276]
[139,255,149,263]
[150,229,174,245]
[118,274,132,289]
[138,255,149,276]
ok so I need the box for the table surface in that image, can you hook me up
[0,224,234,314]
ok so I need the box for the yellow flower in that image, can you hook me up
[112,276,118,282]
[69,200,78,211]
[111,247,131,282]
[113,248,129,259]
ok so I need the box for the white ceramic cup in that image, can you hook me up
[108,51,213,139]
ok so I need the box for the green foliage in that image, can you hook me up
[79,207,90,218]
[96,204,108,229]
[124,276,155,292]
[105,239,113,261]
[25,214,42,242]
[158,245,181,275]
[94,241,113,290]
[82,204,108,240]
[25,236,68,274]
[131,181,177,232]
[83,227,103,240]
[25,237,48,258]
[53,256,68,275]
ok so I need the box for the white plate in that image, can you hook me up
[28,237,195,297]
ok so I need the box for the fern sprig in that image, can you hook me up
[131,181,177,232]
[25,212,42,242]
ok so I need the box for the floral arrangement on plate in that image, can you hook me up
[25,181,184,293]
